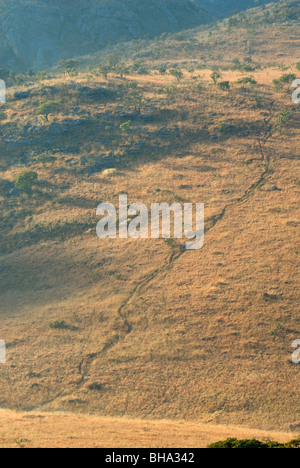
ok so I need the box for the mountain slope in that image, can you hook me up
[0,0,278,70]
[0,0,299,435]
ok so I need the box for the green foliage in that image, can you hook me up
[57,59,80,76]
[237,77,257,85]
[277,111,292,125]
[207,438,300,449]
[279,73,297,83]
[15,171,38,194]
[106,54,120,69]
[296,62,300,72]
[120,120,131,132]
[0,111,7,120]
[35,154,56,165]
[273,73,297,89]
[35,70,47,82]
[285,439,300,449]
[36,101,60,121]
[169,69,183,82]
[211,71,221,84]
[252,94,262,108]
[130,59,148,74]
[115,63,129,79]
[98,65,110,80]
[50,320,66,329]
[231,58,256,72]
[218,81,230,90]
[158,66,167,75]
[124,88,145,114]
[131,60,142,72]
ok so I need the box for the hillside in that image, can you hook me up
[0,0,278,71]
[0,409,298,448]
[0,0,299,444]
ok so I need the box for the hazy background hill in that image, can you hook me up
[0,0,278,71]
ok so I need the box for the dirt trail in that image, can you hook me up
[75,110,276,387]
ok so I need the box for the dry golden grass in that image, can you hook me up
[0,8,299,447]
[0,409,298,448]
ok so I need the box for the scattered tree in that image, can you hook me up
[211,71,221,84]
[36,101,60,121]
[124,88,145,114]
[98,65,110,80]
[57,59,80,76]
[169,69,183,83]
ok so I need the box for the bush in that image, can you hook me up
[15,171,38,194]
[273,73,297,89]
[279,73,297,83]
[120,120,131,132]
[50,320,65,329]
[207,438,300,448]
[57,59,79,76]
[237,77,257,85]
[218,81,230,90]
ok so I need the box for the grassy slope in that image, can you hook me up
[0,0,299,443]
[0,409,298,448]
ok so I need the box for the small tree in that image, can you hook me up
[98,65,110,80]
[15,171,38,195]
[169,69,183,83]
[211,71,221,84]
[57,59,80,76]
[115,63,129,79]
[120,120,131,132]
[124,89,145,114]
[106,54,120,69]
[36,101,60,121]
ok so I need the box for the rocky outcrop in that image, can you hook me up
[0,0,277,71]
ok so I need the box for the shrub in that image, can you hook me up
[50,320,65,329]
[120,120,131,132]
[124,89,145,114]
[207,438,300,448]
[237,77,257,85]
[35,154,56,165]
[57,59,80,76]
[279,73,297,83]
[273,73,297,89]
[15,171,38,194]
[218,81,230,90]
[252,95,262,108]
